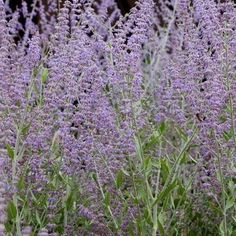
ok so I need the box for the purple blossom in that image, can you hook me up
[0,0,236,235]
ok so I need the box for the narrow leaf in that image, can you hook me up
[6,144,15,160]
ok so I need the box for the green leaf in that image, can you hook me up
[33,68,39,78]
[30,190,37,202]
[159,122,166,134]
[41,68,48,84]
[152,160,161,169]
[21,124,31,136]
[6,144,15,160]
[36,211,42,226]
[66,192,74,210]
[17,176,25,191]
[105,84,110,93]
[104,191,110,207]
[219,220,226,236]
[5,221,13,232]
[136,217,145,234]
[160,159,170,182]
[223,131,232,142]
[176,127,188,142]
[157,212,165,236]
[57,171,63,181]
[121,168,130,177]
[90,172,97,182]
[143,156,152,172]
[115,170,124,189]
[180,152,188,164]
[7,201,17,220]
[144,132,159,150]
[228,180,235,194]
[225,197,234,211]
[134,136,143,161]
[219,115,227,123]
[143,208,152,225]
[152,180,179,206]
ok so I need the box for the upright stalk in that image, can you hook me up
[224,39,236,149]
[214,131,227,236]
[12,128,22,236]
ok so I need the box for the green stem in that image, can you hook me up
[11,63,37,235]
[152,171,160,236]
[12,128,22,236]
[214,131,227,236]
[152,124,197,207]
[63,180,70,230]
[224,45,236,149]
[127,157,144,236]
[93,160,119,231]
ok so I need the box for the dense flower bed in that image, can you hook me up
[0,0,236,235]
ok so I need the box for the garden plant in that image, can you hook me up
[0,0,236,235]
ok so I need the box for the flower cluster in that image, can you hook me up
[0,0,236,235]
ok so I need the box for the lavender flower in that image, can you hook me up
[38,228,49,236]
[1,0,236,235]
[22,226,32,236]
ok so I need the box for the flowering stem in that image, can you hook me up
[152,138,162,236]
[21,0,38,48]
[151,124,197,236]
[12,127,22,236]
[135,135,153,217]
[148,0,178,94]
[93,159,119,231]
[11,61,37,235]
[224,41,236,149]
[127,156,144,236]
[63,180,70,231]
[214,131,227,236]
[152,169,160,236]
